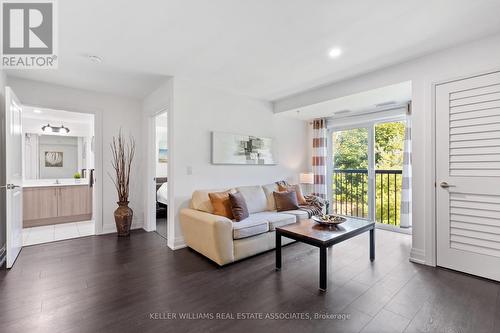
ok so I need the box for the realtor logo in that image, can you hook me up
[1,0,58,68]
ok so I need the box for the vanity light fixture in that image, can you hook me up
[41,123,70,134]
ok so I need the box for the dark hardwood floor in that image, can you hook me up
[1,228,499,333]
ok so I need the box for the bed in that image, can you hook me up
[156,177,168,218]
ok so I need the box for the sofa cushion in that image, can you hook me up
[250,211,296,230]
[262,183,279,211]
[280,209,309,222]
[191,188,227,213]
[232,215,269,239]
[235,185,267,213]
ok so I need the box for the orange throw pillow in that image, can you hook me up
[208,189,235,219]
[278,184,307,205]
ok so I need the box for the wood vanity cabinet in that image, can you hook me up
[23,185,93,227]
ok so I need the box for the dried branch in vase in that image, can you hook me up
[109,130,136,203]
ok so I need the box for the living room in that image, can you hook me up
[1,1,500,332]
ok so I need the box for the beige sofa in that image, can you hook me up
[180,183,308,266]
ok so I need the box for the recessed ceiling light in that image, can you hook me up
[328,47,342,58]
[33,109,42,114]
[88,55,103,64]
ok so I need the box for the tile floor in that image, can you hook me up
[22,220,95,246]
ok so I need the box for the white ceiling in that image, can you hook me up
[280,81,412,120]
[22,105,94,137]
[6,0,500,100]
[22,105,94,125]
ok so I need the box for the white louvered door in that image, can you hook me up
[436,71,500,281]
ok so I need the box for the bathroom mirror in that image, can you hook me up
[24,133,93,180]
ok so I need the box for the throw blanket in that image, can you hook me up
[301,195,326,218]
[275,181,326,218]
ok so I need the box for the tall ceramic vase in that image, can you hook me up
[114,201,133,236]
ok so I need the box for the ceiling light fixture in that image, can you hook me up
[42,123,70,134]
[33,109,42,114]
[328,47,342,58]
[88,55,103,64]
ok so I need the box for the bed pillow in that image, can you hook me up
[273,190,300,212]
[208,189,236,219]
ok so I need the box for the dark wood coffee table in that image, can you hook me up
[275,218,375,291]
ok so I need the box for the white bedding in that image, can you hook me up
[157,182,168,205]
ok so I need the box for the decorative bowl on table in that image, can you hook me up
[312,214,347,226]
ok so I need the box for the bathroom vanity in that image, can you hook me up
[23,182,93,227]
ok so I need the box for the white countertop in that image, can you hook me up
[23,179,90,188]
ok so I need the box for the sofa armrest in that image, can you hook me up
[180,208,234,266]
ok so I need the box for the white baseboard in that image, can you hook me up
[99,218,144,235]
[168,236,186,250]
[409,247,427,265]
[375,223,412,235]
[143,225,156,232]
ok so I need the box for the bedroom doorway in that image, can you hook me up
[154,112,168,239]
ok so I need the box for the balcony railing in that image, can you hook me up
[332,169,403,226]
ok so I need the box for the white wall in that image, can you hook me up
[170,78,309,248]
[7,77,145,234]
[274,33,500,266]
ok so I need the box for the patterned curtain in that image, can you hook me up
[312,118,327,199]
[400,103,412,228]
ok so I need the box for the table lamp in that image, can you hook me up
[299,172,314,195]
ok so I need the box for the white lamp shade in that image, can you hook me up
[299,172,314,184]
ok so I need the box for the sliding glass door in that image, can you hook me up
[330,120,405,227]
[331,127,369,218]
[374,121,405,226]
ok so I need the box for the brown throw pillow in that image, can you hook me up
[278,184,307,205]
[273,190,300,212]
[208,189,235,219]
[228,192,249,221]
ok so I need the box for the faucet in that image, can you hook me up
[55,179,60,184]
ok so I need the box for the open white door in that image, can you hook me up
[4,87,23,268]
[436,71,500,281]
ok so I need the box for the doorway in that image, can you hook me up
[21,106,96,245]
[329,113,411,232]
[154,112,168,239]
[3,86,103,268]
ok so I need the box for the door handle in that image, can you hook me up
[440,182,455,189]
[0,184,20,190]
